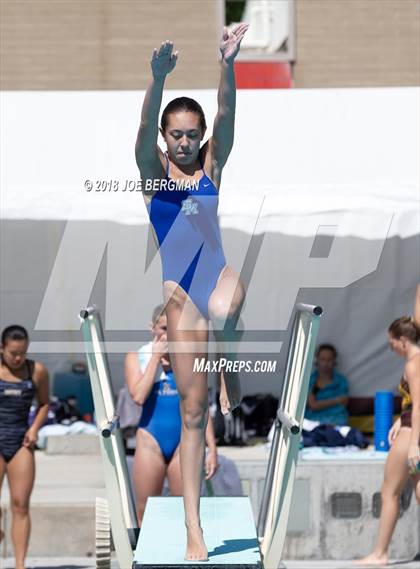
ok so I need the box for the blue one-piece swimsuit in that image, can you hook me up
[147,152,226,320]
[137,343,181,463]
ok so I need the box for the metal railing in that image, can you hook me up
[80,302,322,569]
[80,306,138,568]
[258,303,323,569]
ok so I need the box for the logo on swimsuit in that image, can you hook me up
[4,389,22,396]
[181,197,199,216]
[160,381,178,396]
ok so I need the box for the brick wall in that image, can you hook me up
[1,1,419,90]
[293,0,420,87]
[0,1,222,90]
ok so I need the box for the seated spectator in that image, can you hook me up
[305,344,349,426]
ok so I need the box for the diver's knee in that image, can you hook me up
[209,297,241,324]
[181,400,208,431]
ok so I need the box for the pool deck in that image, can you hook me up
[0,444,418,565]
[1,556,419,568]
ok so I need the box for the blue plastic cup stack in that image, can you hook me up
[374,391,394,452]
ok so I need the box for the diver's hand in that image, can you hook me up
[23,427,38,449]
[151,40,179,78]
[220,24,249,63]
[151,333,169,359]
[408,443,420,475]
[204,450,218,480]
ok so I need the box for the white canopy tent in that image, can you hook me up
[1,88,418,395]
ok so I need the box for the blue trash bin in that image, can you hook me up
[374,391,394,452]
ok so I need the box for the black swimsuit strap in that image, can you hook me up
[0,360,33,383]
[25,359,33,381]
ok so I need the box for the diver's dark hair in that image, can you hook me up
[388,316,420,345]
[316,343,337,360]
[161,97,207,133]
[1,325,29,346]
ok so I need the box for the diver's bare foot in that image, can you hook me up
[184,524,208,561]
[353,552,389,566]
[220,369,241,415]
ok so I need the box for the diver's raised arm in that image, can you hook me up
[135,40,178,168]
[211,24,249,169]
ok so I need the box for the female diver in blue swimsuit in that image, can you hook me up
[125,305,218,526]
[135,24,249,562]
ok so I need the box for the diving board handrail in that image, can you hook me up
[276,408,300,435]
[80,306,138,568]
[295,302,323,316]
[258,303,322,568]
[100,413,120,438]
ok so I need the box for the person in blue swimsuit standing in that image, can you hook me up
[0,325,49,569]
[135,24,249,561]
[125,305,218,526]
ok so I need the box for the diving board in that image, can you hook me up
[80,302,322,569]
[133,497,262,568]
